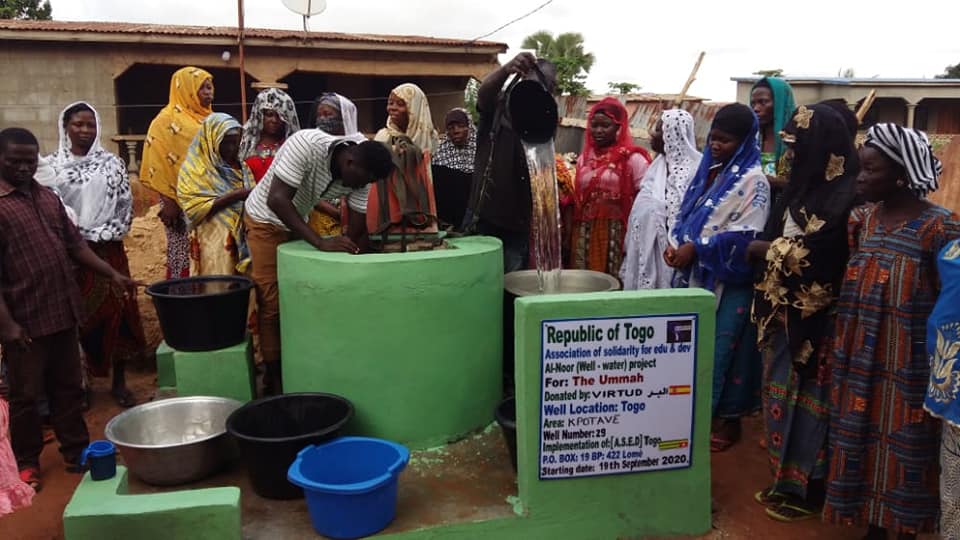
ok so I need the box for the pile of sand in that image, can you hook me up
[124,204,166,349]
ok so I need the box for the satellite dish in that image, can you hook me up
[281,0,326,16]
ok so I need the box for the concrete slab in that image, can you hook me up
[125,427,518,538]
[62,466,241,540]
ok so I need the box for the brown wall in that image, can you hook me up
[0,39,493,158]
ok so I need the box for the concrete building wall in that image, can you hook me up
[0,40,485,159]
[0,42,118,154]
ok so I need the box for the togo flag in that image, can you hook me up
[659,439,689,451]
[669,385,691,395]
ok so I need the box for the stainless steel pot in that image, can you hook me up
[105,396,243,486]
[504,269,621,297]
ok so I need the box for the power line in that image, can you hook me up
[471,0,555,42]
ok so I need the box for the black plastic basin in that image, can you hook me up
[226,393,354,500]
[146,275,253,352]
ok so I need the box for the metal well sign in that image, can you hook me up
[538,315,698,479]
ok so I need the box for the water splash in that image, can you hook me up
[523,141,562,293]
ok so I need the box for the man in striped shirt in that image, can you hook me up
[243,130,393,394]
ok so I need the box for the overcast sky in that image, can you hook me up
[51,0,960,101]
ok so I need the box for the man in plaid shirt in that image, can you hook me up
[0,128,139,492]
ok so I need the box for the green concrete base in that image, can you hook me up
[173,338,255,402]
[63,466,241,540]
[155,341,175,389]
[379,289,716,539]
[278,236,503,449]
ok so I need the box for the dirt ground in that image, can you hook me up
[1,382,892,540]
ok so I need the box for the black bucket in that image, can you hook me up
[507,79,558,144]
[225,393,354,500]
[146,275,253,352]
[495,397,517,472]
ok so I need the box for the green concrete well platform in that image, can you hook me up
[172,338,255,402]
[277,236,503,449]
[379,288,716,539]
[63,466,240,540]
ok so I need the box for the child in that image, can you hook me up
[0,128,138,492]
[665,103,770,452]
[0,356,34,515]
[824,123,960,539]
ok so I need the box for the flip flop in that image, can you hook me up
[710,432,736,452]
[19,467,42,492]
[754,487,787,507]
[765,500,819,522]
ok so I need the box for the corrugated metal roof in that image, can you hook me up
[0,19,507,49]
[732,76,960,85]
[558,95,727,147]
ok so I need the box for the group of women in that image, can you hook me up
[39,64,960,536]
[567,78,957,538]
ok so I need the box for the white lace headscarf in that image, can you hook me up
[620,108,701,289]
[47,101,131,242]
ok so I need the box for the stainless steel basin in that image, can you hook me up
[105,396,243,486]
[504,269,621,297]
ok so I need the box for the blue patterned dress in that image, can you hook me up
[824,203,960,534]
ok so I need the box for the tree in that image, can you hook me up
[0,0,52,20]
[936,62,960,79]
[607,82,642,95]
[753,69,784,78]
[463,78,480,124]
[521,30,595,96]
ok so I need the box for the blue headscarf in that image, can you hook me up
[925,239,960,427]
[672,104,763,291]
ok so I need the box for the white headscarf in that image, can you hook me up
[620,109,702,289]
[313,93,359,135]
[47,101,131,242]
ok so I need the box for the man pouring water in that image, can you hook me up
[462,52,557,272]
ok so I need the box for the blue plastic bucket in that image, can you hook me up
[287,437,410,539]
[80,440,116,481]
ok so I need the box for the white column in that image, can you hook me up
[906,102,917,128]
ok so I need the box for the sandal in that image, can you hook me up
[111,387,137,408]
[19,467,42,492]
[765,500,819,522]
[754,487,787,507]
[710,419,741,452]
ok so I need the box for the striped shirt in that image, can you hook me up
[244,130,368,229]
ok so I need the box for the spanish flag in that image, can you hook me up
[668,385,692,395]
[659,439,689,450]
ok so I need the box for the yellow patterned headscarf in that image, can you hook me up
[177,113,252,228]
[140,66,214,199]
[376,83,438,154]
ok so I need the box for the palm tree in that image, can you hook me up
[521,31,595,95]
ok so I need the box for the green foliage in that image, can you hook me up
[936,62,960,79]
[521,30,595,96]
[464,78,480,124]
[0,0,52,20]
[607,82,642,95]
[753,69,783,78]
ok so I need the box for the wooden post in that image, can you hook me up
[674,52,705,109]
[855,90,877,125]
[237,0,248,123]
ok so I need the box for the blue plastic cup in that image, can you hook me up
[80,440,116,481]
